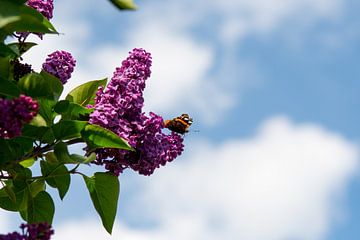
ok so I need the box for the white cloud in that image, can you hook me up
[202,0,343,43]
[133,116,358,240]
[53,219,152,240]
[20,1,232,124]
[20,0,348,125]
[54,116,359,240]
[0,210,12,234]
[135,0,344,45]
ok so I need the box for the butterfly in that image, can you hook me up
[164,113,193,134]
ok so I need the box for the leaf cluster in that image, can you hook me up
[0,0,138,234]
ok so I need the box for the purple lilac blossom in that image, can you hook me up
[0,95,39,139]
[12,60,33,81]
[89,48,184,176]
[0,222,53,240]
[17,0,54,40]
[27,0,54,20]
[42,50,76,84]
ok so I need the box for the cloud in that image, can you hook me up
[53,219,152,240]
[137,0,344,45]
[197,0,343,43]
[0,210,12,234]
[20,0,349,125]
[54,116,359,240]
[20,0,232,124]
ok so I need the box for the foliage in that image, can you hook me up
[0,0,183,237]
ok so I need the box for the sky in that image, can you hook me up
[1,0,360,239]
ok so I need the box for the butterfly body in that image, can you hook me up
[164,114,193,134]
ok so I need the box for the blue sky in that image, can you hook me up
[1,0,360,239]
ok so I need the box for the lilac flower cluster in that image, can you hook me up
[0,222,54,240]
[12,60,33,81]
[17,0,54,40]
[90,48,184,176]
[27,0,54,20]
[42,50,76,84]
[0,95,39,139]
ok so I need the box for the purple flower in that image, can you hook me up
[89,48,184,176]
[42,50,76,84]
[0,95,39,139]
[0,222,53,240]
[27,0,54,20]
[12,60,33,81]
[0,232,23,240]
[21,222,54,240]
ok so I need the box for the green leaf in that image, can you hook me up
[18,5,57,32]
[19,158,35,168]
[7,42,37,56]
[22,124,53,144]
[52,120,87,140]
[26,191,55,224]
[3,184,16,202]
[0,79,20,97]
[0,42,17,57]
[69,152,96,164]
[29,180,45,198]
[0,1,22,29]
[0,3,57,36]
[44,152,58,164]
[109,0,137,10]
[54,142,94,165]
[11,166,32,183]
[0,56,11,80]
[40,70,63,99]
[0,179,28,212]
[29,114,47,127]
[40,160,71,200]
[84,172,120,234]
[81,124,133,151]
[54,141,72,163]
[0,0,27,6]
[54,100,70,114]
[0,1,56,41]
[0,188,27,211]
[18,72,63,100]
[0,137,33,165]
[61,102,93,121]
[37,99,56,126]
[66,79,107,106]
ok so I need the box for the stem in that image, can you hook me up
[17,138,83,163]
[29,169,84,181]
[28,163,81,181]
[0,164,85,181]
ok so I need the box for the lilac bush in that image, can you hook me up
[1,0,186,236]
[90,48,184,176]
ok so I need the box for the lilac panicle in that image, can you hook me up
[89,48,184,176]
[0,95,39,139]
[42,50,76,84]
[27,0,54,20]
[0,222,54,240]
[12,60,33,81]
